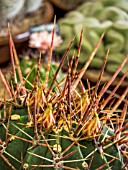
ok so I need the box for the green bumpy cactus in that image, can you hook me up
[18,56,64,89]
[0,26,127,170]
[56,0,128,75]
[0,107,125,170]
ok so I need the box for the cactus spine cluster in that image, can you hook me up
[0,25,128,170]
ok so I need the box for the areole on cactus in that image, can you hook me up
[0,23,128,170]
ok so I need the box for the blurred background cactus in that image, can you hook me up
[56,0,128,76]
[0,0,25,23]
[0,0,54,64]
[0,0,54,34]
[0,0,43,23]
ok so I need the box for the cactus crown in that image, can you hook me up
[0,25,128,170]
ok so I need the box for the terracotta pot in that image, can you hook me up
[50,0,93,11]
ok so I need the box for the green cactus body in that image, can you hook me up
[0,108,124,169]
[16,56,64,90]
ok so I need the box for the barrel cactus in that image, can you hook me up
[17,55,64,90]
[0,26,128,170]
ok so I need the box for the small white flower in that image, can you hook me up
[29,31,63,53]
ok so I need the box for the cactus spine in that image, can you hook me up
[0,25,128,170]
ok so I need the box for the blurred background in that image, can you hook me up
[0,0,127,98]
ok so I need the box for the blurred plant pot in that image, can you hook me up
[50,0,93,11]
[0,1,54,65]
[0,33,29,65]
